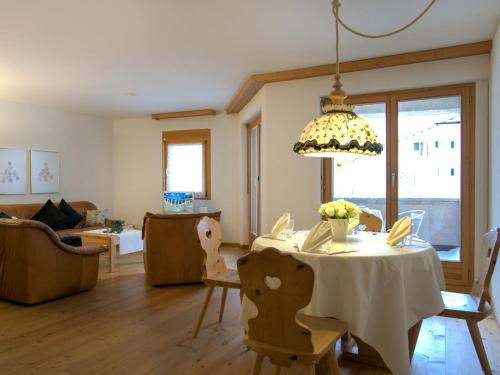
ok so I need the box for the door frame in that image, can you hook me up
[322,83,475,291]
[247,115,261,246]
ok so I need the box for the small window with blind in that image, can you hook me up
[162,129,211,199]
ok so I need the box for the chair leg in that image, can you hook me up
[252,353,265,375]
[219,287,228,323]
[326,349,340,375]
[274,365,281,375]
[466,320,492,375]
[308,364,316,375]
[193,286,214,338]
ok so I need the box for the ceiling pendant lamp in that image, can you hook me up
[294,0,436,158]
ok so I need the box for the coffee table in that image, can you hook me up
[80,228,143,272]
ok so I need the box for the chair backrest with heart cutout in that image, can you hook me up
[197,216,226,277]
[477,228,500,311]
[237,247,314,352]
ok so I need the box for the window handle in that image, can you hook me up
[391,172,396,189]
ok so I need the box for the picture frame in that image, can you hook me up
[30,150,60,194]
[0,148,27,195]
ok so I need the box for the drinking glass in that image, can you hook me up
[282,219,295,239]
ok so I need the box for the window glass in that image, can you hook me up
[398,95,461,262]
[166,143,204,195]
[332,102,387,226]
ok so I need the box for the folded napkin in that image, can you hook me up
[299,221,332,253]
[270,212,291,239]
[387,216,412,246]
[348,217,360,234]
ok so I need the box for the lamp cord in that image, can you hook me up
[332,0,437,40]
[334,0,341,82]
[329,0,437,99]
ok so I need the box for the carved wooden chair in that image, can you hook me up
[359,211,383,232]
[193,216,241,338]
[438,228,500,375]
[237,248,347,375]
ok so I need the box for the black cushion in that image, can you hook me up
[31,200,71,231]
[0,212,11,219]
[60,236,82,247]
[58,199,83,229]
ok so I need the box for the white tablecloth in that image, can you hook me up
[83,229,143,254]
[241,231,445,375]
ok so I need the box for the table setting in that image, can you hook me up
[241,200,446,375]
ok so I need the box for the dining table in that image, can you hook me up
[240,230,446,375]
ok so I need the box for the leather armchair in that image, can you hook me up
[142,211,221,286]
[0,219,106,304]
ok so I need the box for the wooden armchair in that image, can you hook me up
[193,216,241,338]
[438,228,500,375]
[237,248,347,375]
[359,211,383,232]
[142,211,221,286]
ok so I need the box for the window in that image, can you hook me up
[322,83,475,291]
[162,129,211,199]
[413,142,424,155]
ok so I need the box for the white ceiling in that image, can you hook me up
[0,0,499,119]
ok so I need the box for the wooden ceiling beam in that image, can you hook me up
[225,40,492,114]
[152,109,216,120]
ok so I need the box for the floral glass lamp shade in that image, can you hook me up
[293,96,383,157]
[292,0,435,158]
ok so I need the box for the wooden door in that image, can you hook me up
[322,84,475,291]
[247,116,261,247]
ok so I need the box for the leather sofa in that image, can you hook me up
[0,219,106,304]
[142,211,221,286]
[0,201,104,236]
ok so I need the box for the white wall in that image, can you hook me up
[113,54,491,261]
[490,22,500,322]
[113,113,241,243]
[0,99,113,210]
[240,55,489,244]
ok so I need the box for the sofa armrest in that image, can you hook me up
[0,219,107,256]
[60,243,107,255]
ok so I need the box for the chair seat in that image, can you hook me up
[245,314,347,364]
[439,291,488,321]
[202,269,241,288]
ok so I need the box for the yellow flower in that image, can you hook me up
[319,199,360,219]
[325,206,336,217]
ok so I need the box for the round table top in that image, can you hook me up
[244,230,446,375]
[253,230,437,258]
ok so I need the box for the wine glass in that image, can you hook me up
[282,219,295,239]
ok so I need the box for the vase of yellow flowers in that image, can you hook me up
[318,200,361,241]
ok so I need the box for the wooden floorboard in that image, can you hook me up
[0,249,498,374]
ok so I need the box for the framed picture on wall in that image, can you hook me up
[30,150,60,194]
[0,148,27,195]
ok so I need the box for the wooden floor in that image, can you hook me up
[0,248,499,375]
